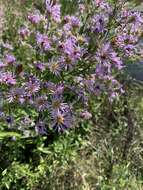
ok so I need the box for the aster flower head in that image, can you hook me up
[35,62,46,72]
[124,44,135,56]
[80,111,92,120]
[28,12,42,24]
[25,76,40,96]
[46,0,61,23]
[94,0,112,13]
[71,16,80,27]
[64,16,80,28]
[7,88,25,104]
[51,110,72,133]
[110,52,123,70]
[79,4,86,13]
[19,27,30,39]
[36,33,51,50]
[123,11,143,26]
[0,72,16,85]
[43,82,64,96]
[20,116,33,127]
[35,121,47,135]
[48,61,62,76]
[62,37,77,56]
[0,61,6,68]
[95,63,107,78]
[34,96,48,112]
[5,54,16,65]
[91,14,106,33]
[96,43,112,74]
[2,43,13,50]
[59,37,81,70]
[96,43,123,71]
[64,56,78,70]
[50,94,70,114]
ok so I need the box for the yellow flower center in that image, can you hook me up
[56,115,64,124]
[52,101,61,109]
[51,63,59,71]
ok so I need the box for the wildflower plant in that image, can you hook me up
[0,0,143,135]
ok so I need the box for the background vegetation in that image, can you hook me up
[0,0,143,189]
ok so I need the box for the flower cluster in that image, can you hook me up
[0,0,143,134]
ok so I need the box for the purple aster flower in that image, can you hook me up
[62,37,76,56]
[36,33,51,50]
[7,88,25,104]
[35,62,46,72]
[58,37,81,70]
[94,0,112,13]
[5,54,16,65]
[96,43,123,71]
[25,77,40,96]
[109,92,119,102]
[109,51,123,70]
[46,0,61,23]
[48,62,62,76]
[58,56,74,71]
[19,27,30,39]
[34,96,48,112]
[0,72,16,85]
[79,4,86,13]
[124,44,135,57]
[116,33,137,46]
[51,4,61,23]
[63,23,72,32]
[91,14,106,33]
[35,121,47,135]
[0,61,6,68]
[55,84,65,95]
[71,16,80,27]
[44,82,64,95]
[28,13,41,24]
[49,94,70,114]
[51,110,72,132]
[20,116,33,127]
[2,43,13,50]
[95,63,108,78]
[80,111,92,120]
[121,10,143,26]
[96,42,110,63]
[64,16,80,28]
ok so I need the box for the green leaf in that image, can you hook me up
[37,147,50,154]
[0,132,21,139]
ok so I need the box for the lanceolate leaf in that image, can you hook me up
[0,132,21,139]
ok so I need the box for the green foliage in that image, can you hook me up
[0,1,143,190]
